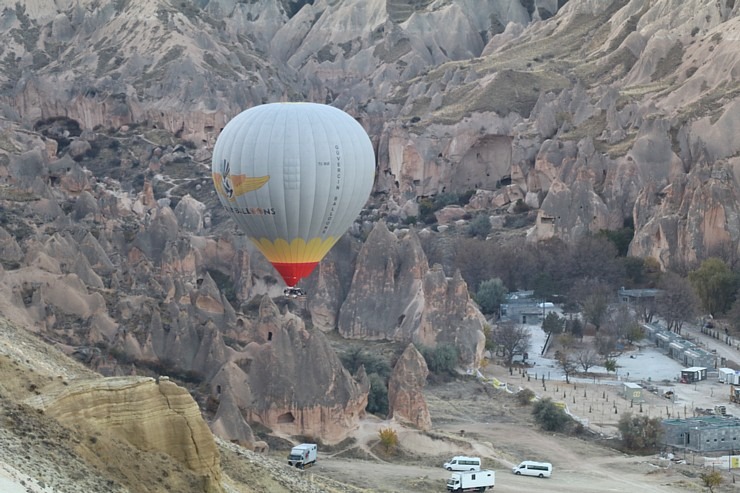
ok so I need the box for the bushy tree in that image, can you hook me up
[468,213,492,239]
[421,344,459,374]
[699,469,723,493]
[598,227,634,257]
[340,348,391,416]
[618,413,664,452]
[339,348,392,379]
[542,312,565,335]
[689,258,739,316]
[367,373,389,416]
[567,317,583,339]
[475,278,508,317]
[378,427,399,454]
[532,398,571,432]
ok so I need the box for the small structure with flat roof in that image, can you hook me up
[621,382,644,403]
[680,367,707,383]
[663,416,740,453]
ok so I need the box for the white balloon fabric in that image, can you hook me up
[212,102,375,287]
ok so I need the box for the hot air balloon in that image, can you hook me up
[211,102,375,292]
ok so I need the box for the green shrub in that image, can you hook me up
[421,344,459,374]
[468,214,491,239]
[532,398,571,432]
[516,388,535,406]
[367,373,389,416]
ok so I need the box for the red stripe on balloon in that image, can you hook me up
[272,262,319,287]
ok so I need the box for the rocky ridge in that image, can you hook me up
[4,1,739,266]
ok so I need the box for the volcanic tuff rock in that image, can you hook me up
[338,222,485,368]
[5,1,740,267]
[387,343,432,431]
[210,296,370,444]
[0,125,375,446]
[26,376,223,493]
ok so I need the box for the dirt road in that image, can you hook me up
[310,375,721,493]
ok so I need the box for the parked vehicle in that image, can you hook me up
[512,460,552,478]
[287,443,317,469]
[443,456,481,471]
[446,470,495,492]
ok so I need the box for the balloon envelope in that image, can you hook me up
[212,102,375,287]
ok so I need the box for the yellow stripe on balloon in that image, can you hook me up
[253,237,338,263]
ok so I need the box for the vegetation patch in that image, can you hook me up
[439,70,568,121]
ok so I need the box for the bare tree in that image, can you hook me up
[492,321,531,366]
[656,272,699,334]
[555,350,578,384]
[575,349,600,373]
[635,296,658,323]
[602,304,639,342]
[595,333,619,359]
[570,278,613,330]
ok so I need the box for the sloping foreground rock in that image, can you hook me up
[26,376,222,493]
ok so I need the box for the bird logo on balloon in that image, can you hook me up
[212,159,270,202]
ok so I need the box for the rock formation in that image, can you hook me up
[387,343,432,430]
[26,376,223,493]
[211,296,370,444]
[338,222,486,369]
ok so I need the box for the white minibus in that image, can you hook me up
[512,460,552,478]
[444,456,481,471]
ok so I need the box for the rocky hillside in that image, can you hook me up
[2,0,738,268]
[1,0,740,489]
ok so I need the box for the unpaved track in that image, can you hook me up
[311,374,729,492]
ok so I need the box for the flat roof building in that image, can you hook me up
[663,416,740,453]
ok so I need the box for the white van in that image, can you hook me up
[512,461,552,478]
[444,456,481,471]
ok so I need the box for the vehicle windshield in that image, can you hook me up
[288,454,303,460]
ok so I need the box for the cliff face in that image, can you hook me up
[338,223,485,368]
[6,1,739,264]
[212,296,370,444]
[26,376,223,493]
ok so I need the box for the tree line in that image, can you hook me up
[423,231,740,333]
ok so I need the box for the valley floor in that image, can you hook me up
[302,343,740,493]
